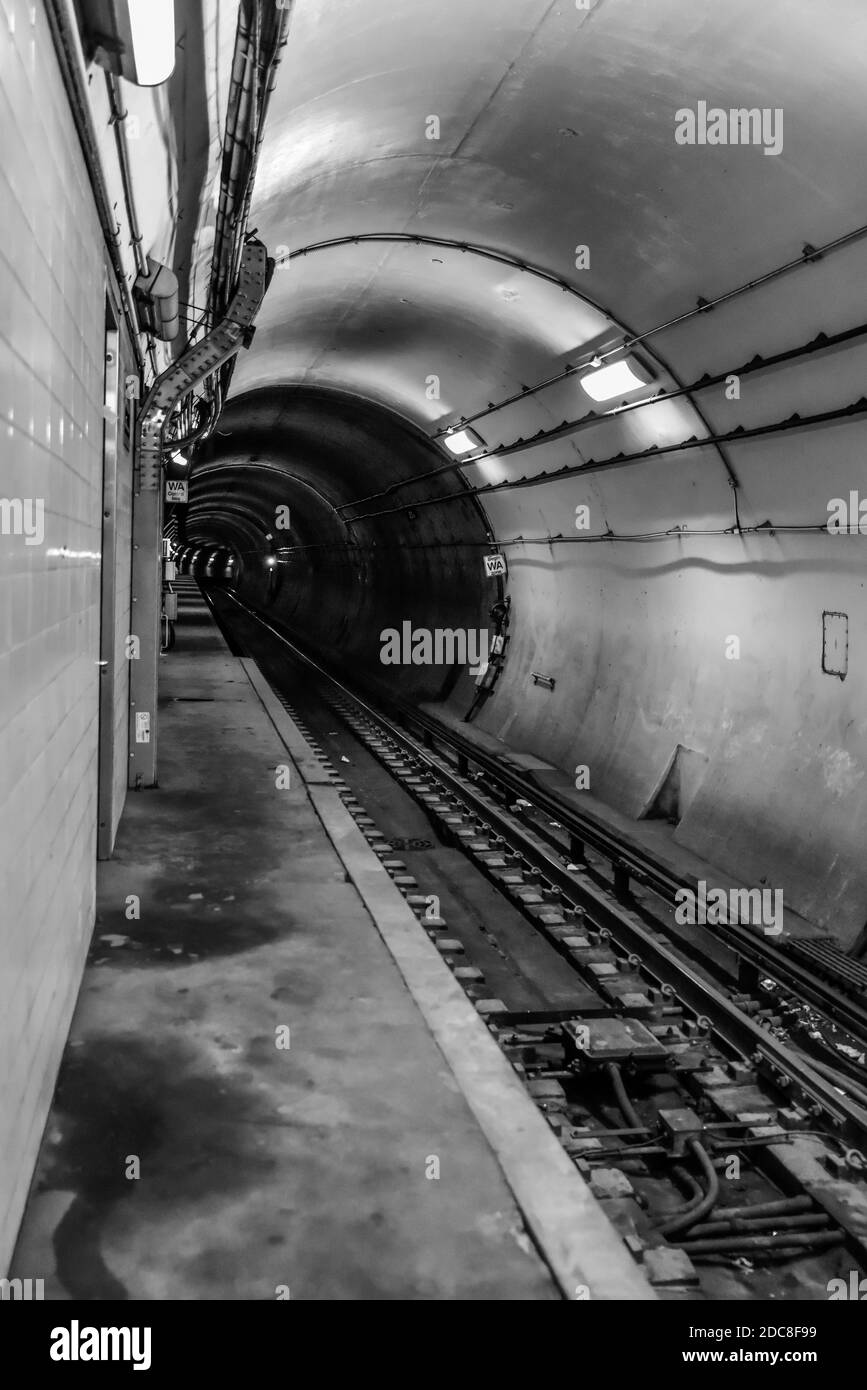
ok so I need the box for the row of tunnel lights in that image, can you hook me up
[207,360,653,563]
[169,354,651,480]
[442,355,653,456]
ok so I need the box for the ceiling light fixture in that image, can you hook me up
[79,0,176,87]
[443,426,486,457]
[127,0,176,85]
[579,356,654,402]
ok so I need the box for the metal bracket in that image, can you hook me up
[137,239,271,491]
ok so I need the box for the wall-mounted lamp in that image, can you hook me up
[76,0,176,86]
[443,426,487,457]
[579,355,654,402]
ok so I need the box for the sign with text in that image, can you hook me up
[165,479,189,503]
[483,553,507,577]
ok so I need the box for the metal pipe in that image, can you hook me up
[345,395,867,522]
[686,1212,830,1237]
[655,1139,720,1238]
[104,72,160,373]
[242,522,867,554]
[647,1164,709,1228]
[44,0,146,374]
[210,3,254,319]
[606,1062,643,1130]
[209,1,289,324]
[270,221,867,445]
[710,1196,813,1220]
[105,73,149,279]
[336,320,867,519]
[671,1165,704,1203]
[676,1231,843,1255]
[445,223,867,433]
[649,1165,705,1229]
[231,6,290,283]
[801,1052,867,1109]
[492,320,867,460]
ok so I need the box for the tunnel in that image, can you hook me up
[3,0,867,1327]
[184,0,867,947]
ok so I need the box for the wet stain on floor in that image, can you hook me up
[11,612,562,1302]
[88,898,287,966]
[32,1035,279,1299]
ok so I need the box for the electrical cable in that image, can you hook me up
[655,1139,720,1238]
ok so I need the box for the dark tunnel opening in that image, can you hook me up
[186,385,495,706]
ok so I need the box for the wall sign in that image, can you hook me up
[483,553,506,577]
[165,479,189,503]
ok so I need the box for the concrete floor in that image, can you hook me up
[12,593,559,1300]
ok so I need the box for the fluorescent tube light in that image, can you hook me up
[128,0,176,86]
[443,427,486,456]
[579,356,653,402]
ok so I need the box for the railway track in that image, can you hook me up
[204,586,867,1298]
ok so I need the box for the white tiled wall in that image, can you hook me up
[0,0,107,1270]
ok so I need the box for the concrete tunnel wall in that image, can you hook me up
[189,332,867,949]
[184,0,867,948]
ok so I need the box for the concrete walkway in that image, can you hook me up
[11,590,560,1300]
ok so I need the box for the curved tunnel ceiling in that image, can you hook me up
[190,0,867,946]
[232,0,867,417]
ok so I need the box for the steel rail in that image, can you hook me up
[213,589,867,1150]
[213,586,867,1045]
[393,711,867,1044]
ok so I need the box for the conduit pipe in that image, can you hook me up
[45,0,147,373]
